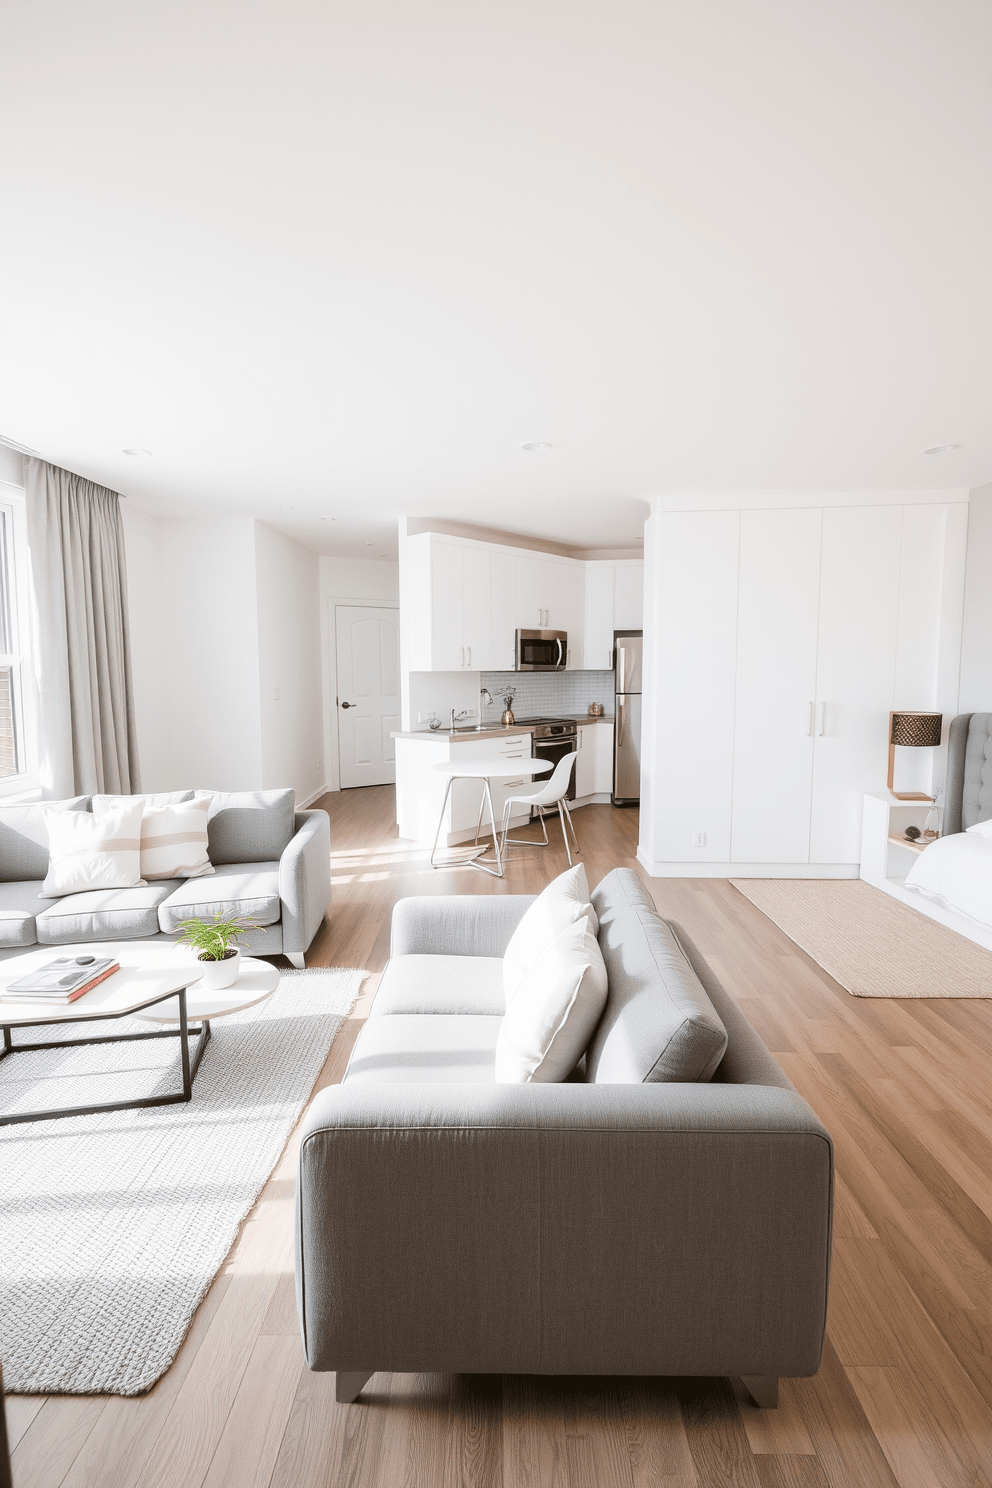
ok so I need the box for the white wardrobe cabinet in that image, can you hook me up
[584,561,644,672]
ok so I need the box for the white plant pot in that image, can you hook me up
[197,949,241,990]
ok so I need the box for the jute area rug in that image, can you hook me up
[731,878,992,997]
[0,965,366,1396]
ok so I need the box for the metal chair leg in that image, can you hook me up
[430,776,455,868]
[562,797,580,852]
[473,785,488,845]
[557,799,574,865]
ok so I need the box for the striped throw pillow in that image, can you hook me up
[138,799,214,880]
[42,801,146,897]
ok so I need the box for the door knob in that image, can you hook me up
[340,701,356,708]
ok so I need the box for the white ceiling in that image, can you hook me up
[2,1,990,558]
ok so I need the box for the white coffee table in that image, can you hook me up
[132,956,279,1026]
[0,942,273,1127]
[430,757,553,878]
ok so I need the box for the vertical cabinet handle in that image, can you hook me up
[817,702,826,736]
[460,646,465,667]
[807,702,815,737]
[467,646,471,666]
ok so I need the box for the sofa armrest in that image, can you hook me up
[390,894,535,958]
[279,810,330,956]
[295,1081,833,1379]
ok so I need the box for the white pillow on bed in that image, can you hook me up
[966,818,992,840]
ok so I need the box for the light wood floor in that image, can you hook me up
[7,787,992,1488]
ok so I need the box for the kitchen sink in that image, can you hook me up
[452,724,488,732]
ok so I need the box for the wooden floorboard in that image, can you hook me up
[6,784,992,1487]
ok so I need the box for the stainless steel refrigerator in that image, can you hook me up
[613,632,642,806]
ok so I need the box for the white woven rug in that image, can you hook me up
[0,965,365,1396]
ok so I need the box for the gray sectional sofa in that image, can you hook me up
[0,788,330,966]
[295,868,834,1408]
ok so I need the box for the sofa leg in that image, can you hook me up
[286,952,306,970]
[336,1370,373,1404]
[741,1375,778,1409]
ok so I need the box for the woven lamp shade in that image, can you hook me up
[888,711,942,800]
[890,712,942,748]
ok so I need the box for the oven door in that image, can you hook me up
[515,629,567,671]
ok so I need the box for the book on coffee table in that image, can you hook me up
[1,957,121,1003]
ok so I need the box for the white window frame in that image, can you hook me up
[0,484,39,798]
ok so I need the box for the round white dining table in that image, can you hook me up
[431,757,553,877]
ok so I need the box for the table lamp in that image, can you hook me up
[888,711,942,801]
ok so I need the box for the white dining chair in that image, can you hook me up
[499,751,580,865]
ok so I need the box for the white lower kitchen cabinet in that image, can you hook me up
[394,734,534,847]
[575,720,614,801]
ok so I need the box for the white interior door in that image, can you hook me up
[808,506,902,862]
[336,605,400,788]
[731,508,821,862]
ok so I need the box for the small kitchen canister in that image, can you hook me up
[587,702,604,717]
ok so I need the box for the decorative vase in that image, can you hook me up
[501,709,515,726]
[198,948,241,990]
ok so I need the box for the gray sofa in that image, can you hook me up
[0,788,330,966]
[295,868,833,1408]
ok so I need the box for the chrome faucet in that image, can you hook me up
[450,707,471,729]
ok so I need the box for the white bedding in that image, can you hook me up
[904,829,992,929]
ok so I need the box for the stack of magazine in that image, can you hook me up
[1,956,121,1004]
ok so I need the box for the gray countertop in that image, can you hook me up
[391,713,614,742]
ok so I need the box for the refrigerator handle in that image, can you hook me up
[617,647,625,693]
[617,696,625,749]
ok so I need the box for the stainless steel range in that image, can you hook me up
[517,718,577,811]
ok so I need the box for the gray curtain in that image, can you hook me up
[24,458,141,798]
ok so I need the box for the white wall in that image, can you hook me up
[256,522,323,801]
[319,555,399,790]
[959,484,992,712]
[123,512,326,798]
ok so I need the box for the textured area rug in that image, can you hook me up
[0,965,365,1395]
[731,878,992,997]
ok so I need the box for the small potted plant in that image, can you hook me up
[499,686,516,726]
[175,912,257,990]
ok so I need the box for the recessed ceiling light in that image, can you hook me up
[122,448,152,457]
[521,441,552,453]
[922,444,962,456]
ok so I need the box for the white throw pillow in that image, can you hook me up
[503,863,599,1006]
[495,916,608,1083]
[138,799,215,880]
[42,801,146,897]
[966,818,992,840]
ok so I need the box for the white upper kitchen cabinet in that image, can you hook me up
[808,506,902,863]
[540,561,566,629]
[404,533,491,671]
[730,509,821,862]
[562,563,585,667]
[613,561,644,630]
[515,557,544,631]
[489,549,518,671]
[584,563,615,672]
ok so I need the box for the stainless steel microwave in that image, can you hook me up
[515,628,567,671]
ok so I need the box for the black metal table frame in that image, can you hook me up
[0,982,211,1126]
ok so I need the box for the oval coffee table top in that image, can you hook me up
[132,956,281,1024]
[432,758,553,778]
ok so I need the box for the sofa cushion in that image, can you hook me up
[496,915,608,1083]
[42,801,146,897]
[201,789,296,865]
[370,954,506,1017]
[157,862,281,932]
[94,797,215,881]
[503,864,598,1005]
[0,880,55,947]
[343,1014,500,1086]
[587,867,728,1084]
[0,797,90,883]
[35,881,182,943]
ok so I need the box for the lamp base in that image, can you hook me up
[888,790,935,802]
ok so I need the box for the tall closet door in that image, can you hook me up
[809,506,902,863]
[731,509,821,862]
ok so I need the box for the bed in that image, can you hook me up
[903,713,992,930]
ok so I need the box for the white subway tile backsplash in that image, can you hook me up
[479,671,614,725]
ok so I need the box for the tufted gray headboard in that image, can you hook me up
[944,713,992,834]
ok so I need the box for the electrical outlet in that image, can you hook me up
[693,831,706,848]
[273,688,281,701]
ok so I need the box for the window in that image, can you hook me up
[0,490,36,795]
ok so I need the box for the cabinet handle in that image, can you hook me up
[460,647,465,667]
[467,646,471,666]
[818,702,826,736]
[807,701,815,737]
